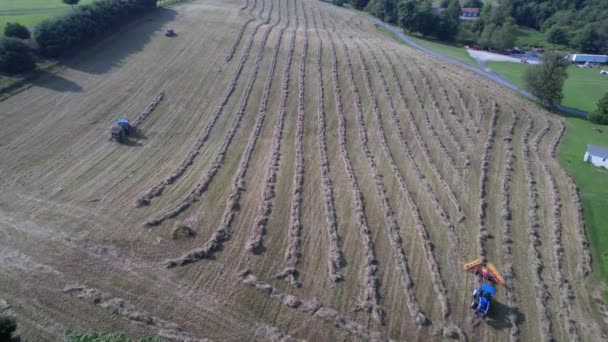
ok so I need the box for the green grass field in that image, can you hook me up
[0,0,94,29]
[514,26,569,51]
[487,61,608,113]
[375,25,479,68]
[559,117,608,282]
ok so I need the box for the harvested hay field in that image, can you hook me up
[0,0,605,340]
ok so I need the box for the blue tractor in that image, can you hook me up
[110,118,134,143]
[470,283,495,318]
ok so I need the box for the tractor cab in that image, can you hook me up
[165,28,175,37]
[471,283,495,318]
[110,118,133,143]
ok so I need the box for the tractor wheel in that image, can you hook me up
[470,300,478,309]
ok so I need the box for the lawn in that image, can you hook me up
[0,0,94,29]
[487,61,608,113]
[375,25,479,68]
[559,116,608,282]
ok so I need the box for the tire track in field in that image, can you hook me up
[162,0,288,267]
[522,117,554,341]
[321,13,384,325]
[143,0,279,227]
[533,119,579,341]
[275,0,308,288]
[246,0,298,253]
[134,0,274,209]
[338,33,429,327]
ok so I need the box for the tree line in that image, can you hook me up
[0,0,158,75]
[334,0,608,54]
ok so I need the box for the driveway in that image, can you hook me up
[371,18,587,118]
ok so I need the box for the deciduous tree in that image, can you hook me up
[523,51,569,107]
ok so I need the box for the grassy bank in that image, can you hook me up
[375,25,478,68]
[559,117,608,281]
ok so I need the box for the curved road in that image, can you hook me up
[372,18,588,118]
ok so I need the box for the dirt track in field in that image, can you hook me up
[0,0,605,340]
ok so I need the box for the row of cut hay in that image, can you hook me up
[231,0,260,63]
[238,270,388,342]
[148,0,280,231]
[325,27,384,324]
[64,286,204,341]
[340,35,428,327]
[418,68,471,169]
[174,0,288,263]
[134,1,274,208]
[389,52,463,221]
[533,119,579,341]
[246,0,298,254]
[374,48,458,243]
[500,112,519,341]
[549,121,591,278]
[359,43,451,320]
[258,0,265,19]
[522,117,554,341]
[428,70,476,148]
[131,90,166,127]
[477,102,497,262]
[275,0,308,288]
[456,88,481,135]
[310,10,345,285]
[401,62,460,178]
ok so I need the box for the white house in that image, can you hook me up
[584,144,608,168]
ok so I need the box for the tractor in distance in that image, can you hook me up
[110,118,134,143]
[464,259,505,319]
[165,28,175,37]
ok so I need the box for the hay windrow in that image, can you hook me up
[357,42,450,319]
[146,0,280,229]
[401,62,460,178]
[500,112,519,341]
[533,119,580,341]
[375,48,460,237]
[477,102,498,262]
[275,0,308,287]
[247,0,298,254]
[64,286,204,341]
[549,121,591,278]
[238,270,388,342]
[131,90,166,127]
[324,16,384,324]
[134,0,274,209]
[389,51,463,221]
[310,9,345,285]
[418,68,471,169]
[521,117,554,341]
[338,33,428,326]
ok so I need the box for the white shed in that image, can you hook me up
[584,144,608,168]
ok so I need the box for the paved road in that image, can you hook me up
[372,18,588,118]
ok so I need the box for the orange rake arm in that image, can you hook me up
[486,263,505,286]
[464,258,483,272]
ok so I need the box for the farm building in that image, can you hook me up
[569,54,608,64]
[584,144,608,168]
[460,7,480,19]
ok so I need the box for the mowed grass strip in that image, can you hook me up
[0,0,94,28]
